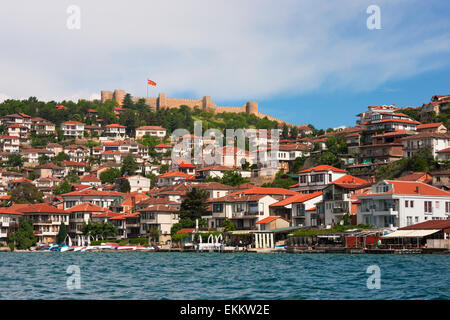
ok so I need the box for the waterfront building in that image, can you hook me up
[21,203,69,245]
[67,202,105,238]
[138,204,179,243]
[357,180,450,229]
[61,189,125,210]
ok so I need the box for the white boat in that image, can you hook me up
[116,246,137,250]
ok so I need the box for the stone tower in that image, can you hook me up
[113,90,126,106]
[246,101,258,115]
[101,90,113,104]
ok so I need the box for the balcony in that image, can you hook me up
[232,211,262,218]
[212,211,226,218]
[360,208,398,216]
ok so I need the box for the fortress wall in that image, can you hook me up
[100,90,290,124]
[214,106,246,114]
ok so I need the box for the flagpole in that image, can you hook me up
[146,79,148,98]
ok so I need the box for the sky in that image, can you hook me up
[0,0,449,129]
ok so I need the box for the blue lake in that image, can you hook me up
[0,252,449,300]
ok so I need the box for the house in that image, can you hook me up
[0,135,20,153]
[359,130,413,164]
[21,204,69,245]
[322,175,372,226]
[192,182,233,199]
[207,193,280,231]
[138,204,179,243]
[256,216,290,231]
[429,170,450,190]
[0,206,23,242]
[136,126,167,139]
[80,174,102,187]
[61,189,125,210]
[395,172,432,183]
[0,113,32,129]
[63,145,90,163]
[46,143,63,156]
[298,125,313,136]
[175,161,196,175]
[61,161,87,175]
[294,165,348,194]
[345,132,361,155]
[61,121,85,138]
[417,122,447,134]
[196,165,234,180]
[402,132,450,159]
[32,119,56,135]
[154,143,172,154]
[33,176,61,192]
[357,180,450,229]
[271,192,323,227]
[157,171,195,187]
[116,175,151,192]
[20,149,54,166]
[104,124,126,139]
[101,150,122,163]
[67,202,105,238]
[8,124,29,141]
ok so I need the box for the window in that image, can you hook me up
[415,217,419,223]
[424,201,432,214]
[446,202,450,213]
[212,204,223,213]
[410,201,414,208]
[405,200,408,208]
[436,201,440,209]
[406,216,412,226]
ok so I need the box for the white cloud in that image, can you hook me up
[0,0,449,103]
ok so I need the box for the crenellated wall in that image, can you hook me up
[100,90,289,124]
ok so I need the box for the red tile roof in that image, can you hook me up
[270,192,322,207]
[399,220,450,230]
[67,202,104,212]
[232,187,299,196]
[298,165,347,174]
[256,216,281,224]
[20,203,67,214]
[417,122,445,130]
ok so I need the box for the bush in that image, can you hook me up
[8,242,15,252]
[128,238,148,245]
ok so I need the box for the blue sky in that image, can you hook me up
[0,0,449,129]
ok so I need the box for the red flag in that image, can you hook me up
[147,79,156,86]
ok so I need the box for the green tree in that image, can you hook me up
[100,168,122,184]
[54,152,70,163]
[121,155,137,176]
[57,221,67,244]
[54,180,73,195]
[7,154,23,168]
[10,182,43,204]
[221,170,250,187]
[179,188,209,223]
[119,178,131,193]
[8,218,37,250]
[81,221,117,239]
[222,218,235,232]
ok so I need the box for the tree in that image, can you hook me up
[10,182,43,204]
[66,171,80,184]
[57,222,67,244]
[222,219,235,232]
[290,126,299,140]
[54,180,73,195]
[100,168,121,184]
[179,188,209,224]
[121,155,137,176]
[281,124,289,140]
[54,152,70,163]
[81,221,117,239]
[118,178,131,193]
[148,227,159,244]
[7,154,23,168]
[221,170,250,187]
[8,218,37,250]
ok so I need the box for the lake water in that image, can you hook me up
[0,252,449,300]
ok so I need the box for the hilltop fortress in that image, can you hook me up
[100,89,288,124]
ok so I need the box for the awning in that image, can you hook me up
[382,229,440,238]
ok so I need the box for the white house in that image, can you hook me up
[357,180,450,229]
[104,124,126,139]
[293,165,348,194]
[136,126,167,139]
[61,121,85,138]
[402,132,450,159]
